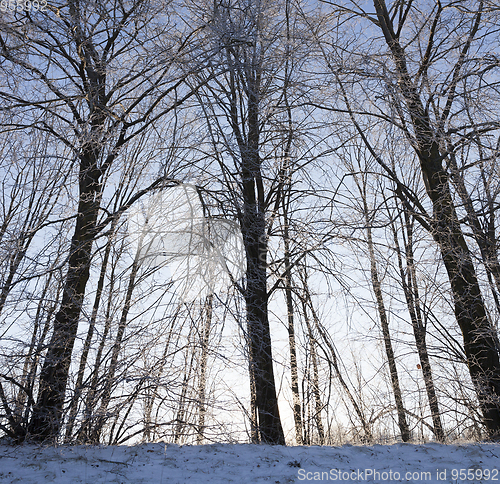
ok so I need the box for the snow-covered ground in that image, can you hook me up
[1,441,499,483]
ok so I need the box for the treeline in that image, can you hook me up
[0,0,499,444]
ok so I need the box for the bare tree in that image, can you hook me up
[0,0,209,441]
[313,0,500,439]
[190,0,317,444]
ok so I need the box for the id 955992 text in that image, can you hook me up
[0,0,47,13]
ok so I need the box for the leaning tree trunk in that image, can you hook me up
[299,263,373,441]
[27,18,109,439]
[91,230,146,443]
[28,151,103,441]
[373,0,500,438]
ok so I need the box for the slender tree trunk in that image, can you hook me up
[91,234,143,443]
[12,274,53,428]
[281,0,303,446]
[142,304,181,442]
[363,193,410,442]
[283,211,303,444]
[0,239,30,317]
[301,363,311,445]
[197,294,213,445]
[404,220,445,442]
[391,208,445,442]
[448,150,500,314]
[175,335,196,444]
[302,309,325,444]
[78,244,118,443]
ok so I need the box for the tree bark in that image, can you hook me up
[241,142,285,444]
[242,212,285,444]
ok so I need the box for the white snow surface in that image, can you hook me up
[1,441,499,483]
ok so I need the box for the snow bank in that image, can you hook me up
[1,441,499,483]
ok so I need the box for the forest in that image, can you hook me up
[0,0,500,446]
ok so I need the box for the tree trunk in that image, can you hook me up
[174,325,196,444]
[448,150,500,315]
[28,157,102,441]
[91,233,143,443]
[197,294,213,445]
[299,263,373,442]
[283,209,303,445]
[11,274,55,439]
[248,358,259,444]
[303,310,325,444]
[243,221,285,444]
[238,63,285,446]
[64,219,117,442]
[241,172,285,444]
[363,194,410,442]
[78,245,118,443]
